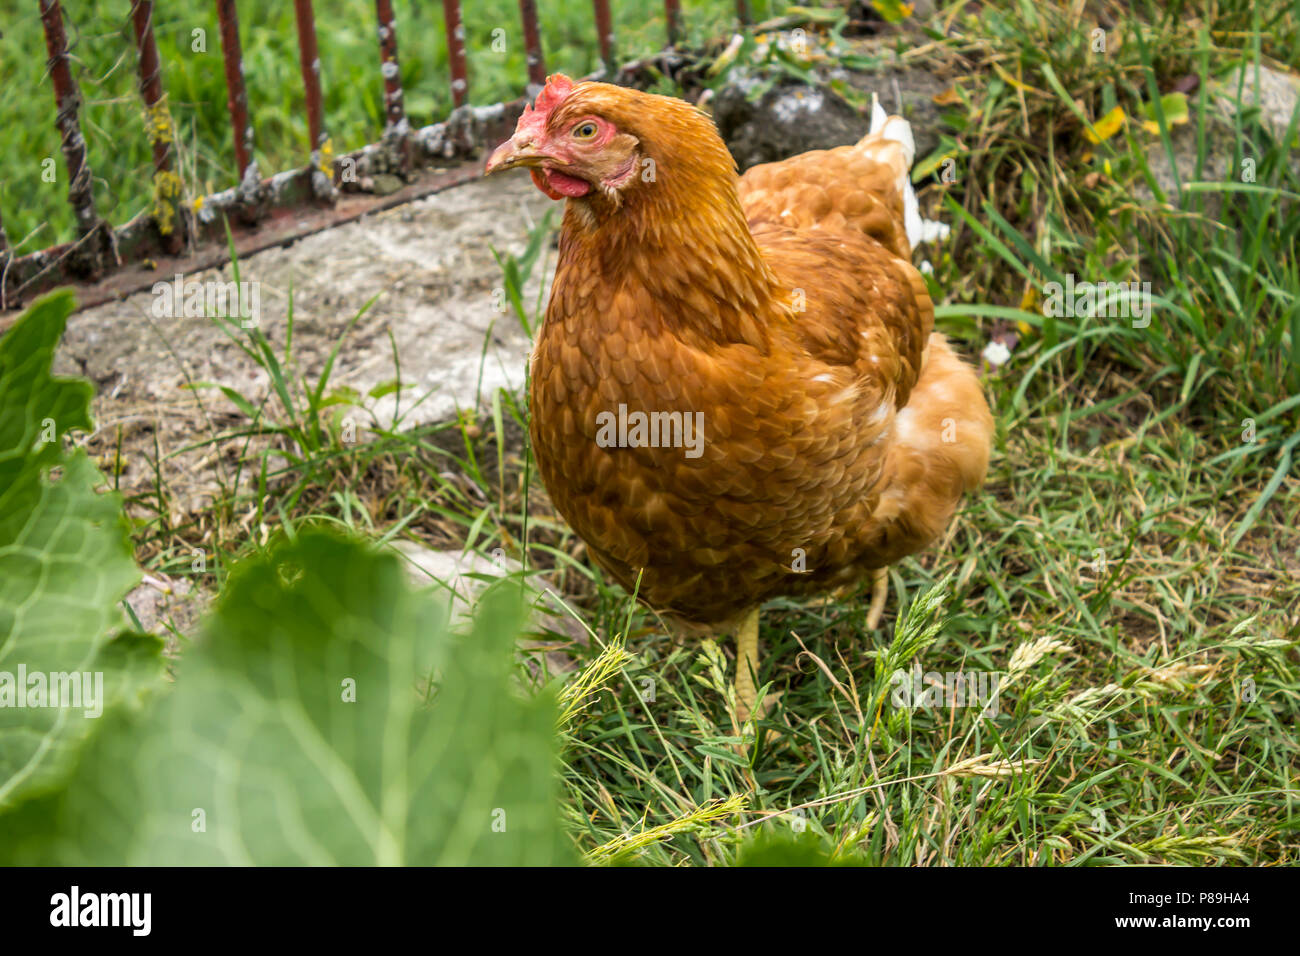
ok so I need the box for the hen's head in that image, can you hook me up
[484,74,733,210]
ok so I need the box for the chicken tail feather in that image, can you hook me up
[869,92,915,164]
[865,93,948,250]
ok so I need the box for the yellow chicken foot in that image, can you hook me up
[733,606,767,724]
[866,567,889,630]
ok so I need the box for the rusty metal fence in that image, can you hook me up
[2,1,758,311]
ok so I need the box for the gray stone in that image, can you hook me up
[1214,64,1300,142]
[1137,64,1299,212]
[712,67,946,171]
[714,78,870,170]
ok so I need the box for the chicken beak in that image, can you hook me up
[485,135,548,175]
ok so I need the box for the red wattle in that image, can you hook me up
[530,168,565,201]
[529,167,592,200]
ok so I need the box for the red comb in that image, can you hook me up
[534,74,573,111]
[517,74,574,138]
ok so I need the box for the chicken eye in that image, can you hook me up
[573,121,598,140]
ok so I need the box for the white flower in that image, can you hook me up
[982,340,1012,368]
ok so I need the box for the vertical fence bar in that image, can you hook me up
[518,0,546,92]
[292,0,331,179]
[215,0,254,180]
[735,1,751,25]
[664,0,682,47]
[38,0,107,243]
[374,0,406,135]
[129,0,183,252]
[442,0,469,108]
[592,0,615,77]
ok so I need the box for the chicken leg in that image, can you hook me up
[733,606,766,724]
[735,570,886,723]
[866,567,889,630]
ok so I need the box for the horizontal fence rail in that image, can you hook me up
[1,0,760,312]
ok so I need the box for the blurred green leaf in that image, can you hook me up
[0,291,165,810]
[0,531,568,865]
[735,831,866,866]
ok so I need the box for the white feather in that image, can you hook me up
[867,91,949,250]
[880,117,915,166]
[869,93,888,134]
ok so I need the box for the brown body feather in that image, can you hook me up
[526,83,992,625]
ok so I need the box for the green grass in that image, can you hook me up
[45,0,1300,864]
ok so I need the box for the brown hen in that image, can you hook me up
[486,75,993,723]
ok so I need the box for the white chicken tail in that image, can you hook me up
[868,93,949,250]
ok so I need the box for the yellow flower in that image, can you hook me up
[1084,106,1125,144]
